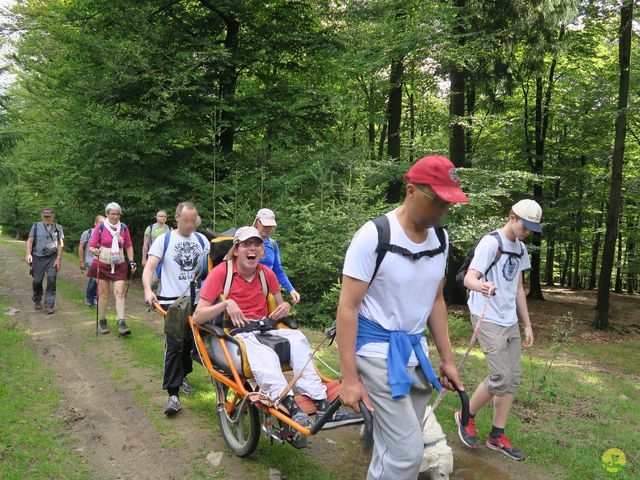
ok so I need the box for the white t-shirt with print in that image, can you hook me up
[467,231,530,327]
[148,231,210,300]
[342,208,449,366]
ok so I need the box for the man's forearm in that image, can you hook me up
[516,284,531,328]
[337,304,359,382]
[428,297,454,364]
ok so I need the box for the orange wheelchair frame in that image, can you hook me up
[153,295,372,457]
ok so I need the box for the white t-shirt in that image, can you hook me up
[467,231,530,326]
[343,209,449,366]
[148,231,210,300]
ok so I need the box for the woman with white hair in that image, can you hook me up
[88,202,136,336]
[253,208,300,304]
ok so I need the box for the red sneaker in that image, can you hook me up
[486,434,525,461]
[454,410,477,448]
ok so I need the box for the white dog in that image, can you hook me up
[419,406,454,479]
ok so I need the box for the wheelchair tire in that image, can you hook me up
[215,380,260,457]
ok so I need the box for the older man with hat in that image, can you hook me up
[337,155,469,479]
[25,208,65,314]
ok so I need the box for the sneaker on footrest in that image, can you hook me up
[486,434,525,461]
[317,406,363,430]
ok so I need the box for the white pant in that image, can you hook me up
[237,328,327,401]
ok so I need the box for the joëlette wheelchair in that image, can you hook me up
[153,228,373,457]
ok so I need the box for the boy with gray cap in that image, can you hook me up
[458,199,541,461]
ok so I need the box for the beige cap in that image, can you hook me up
[255,208,277,227]
[225,226,263,259]
[512,199,542,233]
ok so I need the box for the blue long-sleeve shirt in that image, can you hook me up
[260,236,295,292]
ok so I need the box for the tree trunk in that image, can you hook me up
[614,230,624,293]
[387,57,403,162]
[377,122,387,162]
[527,75,545,300]
[572,155,586,290]
[368,122,376,161]
[465,77,476,166]
[589,210,604,290]
[626,213,635,294]
[407,85,416,163]
[449,0,466,167]
[545,240,555,286]
[595,0,633,329]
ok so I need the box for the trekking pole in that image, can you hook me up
[95,256,100,337]
[423,286,494,427]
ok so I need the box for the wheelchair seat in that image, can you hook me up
[199,321,293,379]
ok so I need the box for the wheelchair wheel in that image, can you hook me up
[215,380,261,457]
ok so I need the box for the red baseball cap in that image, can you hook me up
[403,155,469,203]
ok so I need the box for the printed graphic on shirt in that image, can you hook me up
[173,241,203,281]
[502,255,520,281]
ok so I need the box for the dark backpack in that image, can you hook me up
[327,215,448,342]
[369,214,448,285]
[454,231,524,291]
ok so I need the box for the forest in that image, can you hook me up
[0,0,637,330]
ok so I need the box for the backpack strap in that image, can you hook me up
[195,232,206,249]
[482,232,504,279]
[31,222,38,249]
[370,215,391,285]
[223,259,234,298]
[370,216,448,285]
[258,268,268,297]
[162,231,172,257]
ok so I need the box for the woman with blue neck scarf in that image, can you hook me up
[252,208,301,304]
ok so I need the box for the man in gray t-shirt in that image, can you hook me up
[25,208,65,314]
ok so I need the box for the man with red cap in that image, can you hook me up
[337,156,469,479]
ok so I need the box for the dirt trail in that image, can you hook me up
[0,239,553,480]
[0,241,251,480]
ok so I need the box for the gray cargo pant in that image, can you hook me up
[31,254,58,308]
[356,355,433,480]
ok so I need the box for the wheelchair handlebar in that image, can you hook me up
[359,400,374,453]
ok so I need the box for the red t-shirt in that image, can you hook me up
[200,261,281,319]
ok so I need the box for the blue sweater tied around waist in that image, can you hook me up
[356,314,442,399]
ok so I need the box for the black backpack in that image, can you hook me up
[327,215,448,342]
[369,214,448,285]
[455,231,524,291]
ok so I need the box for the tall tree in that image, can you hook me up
[594,0,633,330]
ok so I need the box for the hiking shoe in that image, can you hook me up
[317,406,363,430]
[455,410,478,448]
[486,434,525,461]
[98,319,110,335]
[45,306,55,315]
[117,319,131,337]
[84,299,93,307]
[292,410,313,429]
[164,395,181,416]
[34,302,43,311]
[180,378,196,395]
